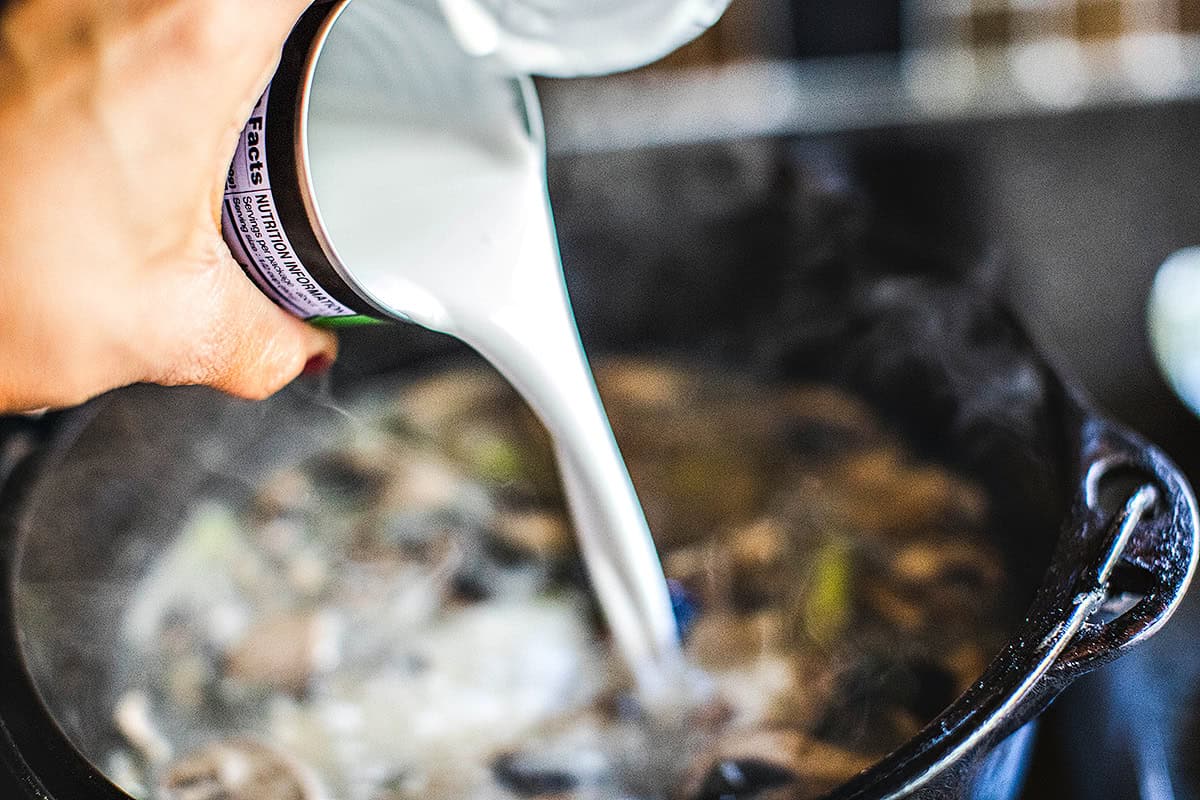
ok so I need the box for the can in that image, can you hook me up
[220,0,737,330]
[222,1,382,327]
[220,0,543,328]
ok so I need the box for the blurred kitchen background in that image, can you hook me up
[535,1,1200,797]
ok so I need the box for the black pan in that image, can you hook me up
[0,139,1194,800]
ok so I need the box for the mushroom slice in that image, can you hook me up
[162,738,321,800]
[224,611,341,695]
[681,730,874,800]
[492,752,580,797]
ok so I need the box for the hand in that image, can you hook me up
[0,0,337,413]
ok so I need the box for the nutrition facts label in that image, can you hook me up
[222,90,357,320]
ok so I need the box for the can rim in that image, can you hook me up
[292,0,396,321]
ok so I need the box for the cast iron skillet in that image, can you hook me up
[0,140,1195,800]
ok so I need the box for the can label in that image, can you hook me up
[222,90,357,320]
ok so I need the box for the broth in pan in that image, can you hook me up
[50,359,1007,800]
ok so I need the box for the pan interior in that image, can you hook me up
[13,355,1024,800]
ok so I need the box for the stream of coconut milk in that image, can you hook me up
[305,1,683,698]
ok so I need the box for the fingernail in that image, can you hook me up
[302,354,334,377]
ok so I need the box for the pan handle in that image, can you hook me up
[829,411,1198,800]
[1046,416,1198,681]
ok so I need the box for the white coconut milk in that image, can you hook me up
[304,3,682,695]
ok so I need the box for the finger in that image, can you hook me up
[211,0,316,109]
[206,0,321,220]
[228,0,321,54]
[203,292,339,402]
[148,249,338,401]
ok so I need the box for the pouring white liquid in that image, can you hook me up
[304,0,682,696]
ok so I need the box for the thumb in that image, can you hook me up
[149,249,338,401]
